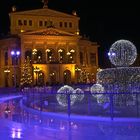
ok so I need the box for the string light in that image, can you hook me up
[73,88,84,101]
[56,85,77,107]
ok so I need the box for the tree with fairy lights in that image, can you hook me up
[20,57,33,87]
[79,70,90,83]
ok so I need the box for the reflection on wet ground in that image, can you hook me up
[0,94,140,140]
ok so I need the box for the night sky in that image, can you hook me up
[0,0,140,68]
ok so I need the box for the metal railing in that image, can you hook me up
[22,86,140,120]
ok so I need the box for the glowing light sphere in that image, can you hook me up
[90,84,104,98]
[73,88,84,101]
[90,84,104,94]
[96,95,109,104]
[56,85,77,107]
[108,39,137,67]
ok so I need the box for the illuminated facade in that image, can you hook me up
[0,4,99,87]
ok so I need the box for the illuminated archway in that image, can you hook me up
[50,71,57,85]
[63,70,71,84]
[38,71,45,86]
[25,50,32,60]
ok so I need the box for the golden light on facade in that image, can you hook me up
[67,52,71,55]
[75,67,81,72]
[70,49,75,53]
[97,68,102,72]
[32,49,37,54]
[20,29,24,33]
[46,49,51,52]
[4,69,10,73]
[75,31,79,35]
[58,49,63,53]
[50,72,55,76]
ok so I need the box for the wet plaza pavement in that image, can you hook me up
[0,93,140,140]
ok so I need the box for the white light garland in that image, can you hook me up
[97,67,140,93]
[90,84,109,104]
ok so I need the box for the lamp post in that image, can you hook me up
[4,68,10,87]
[34,66,40,86]
[11,50,20,88]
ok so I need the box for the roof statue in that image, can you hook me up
[42,0,48,8]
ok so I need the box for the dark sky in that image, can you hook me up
[0,0,140,67]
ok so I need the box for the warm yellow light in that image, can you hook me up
[34,66,40,73]
[4,69,10,73]
[97,68,102,72]
[58,49,63,53]
[75,67,81,72]
[32,49,37,54]
[75,31,79,35]
[67,52,71,55]
[46,49,50,52]
[70,49,75,53]
[20,29,24,33]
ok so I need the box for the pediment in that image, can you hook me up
[10,8,79,19]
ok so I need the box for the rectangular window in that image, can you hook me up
[90,53,96,66]
[80,52,83,65]
[44,21,47,26]
[29,20,32,26]
[60,22,63,27]
[4,52,8,66]
[64,22,67,27]
[50,21,53,26]
[69,22,72,28]
[18,20,22,26]
[23,20,27,25]
[39,21,43,26]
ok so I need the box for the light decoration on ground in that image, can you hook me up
[96,39,140,106]
[108,39,137,67]
[90,84,109,104]
[56,85,77,107]
[73,88,84,101]
[97,67,140,93]
[97,39,140,93]
[90,84,104,96]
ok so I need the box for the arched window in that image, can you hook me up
[58,49,65,63]
[63,70,71,84]
[50,71,57,85]
[37,50,43,63]
[25,50,32,61]
[38,71,44,86]
[46,49,56,63]
[32,49,37,63]
[67,49,75,63]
